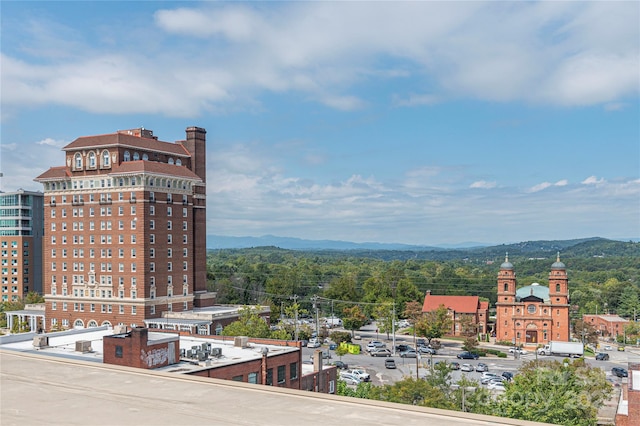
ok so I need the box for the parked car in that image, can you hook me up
[385,359,396,369]
[604,345,613,351]
[395,344,412,352]
[487,381,506,391]
[460,363,474,372]
[308,339,321,348]
[508,347,527,355]
[612,367,628,378]
[329,343,338,350]
[450,362,460,370]
[457,351,479,360]
[480,373,499,384]
[595,353,610,361]
[339,372,361,386]
[370,348,392,357]
[618,346,626,352]
[417,345,436,354]
[333,360,349,370]
[400,349,418,358]
[501,372,514,381]
[367,341,386,352]
[475,363,488,372]
[347,369,371,382]
[416,338,427,346]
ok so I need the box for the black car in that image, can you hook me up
[333,360,349,370]
[612,367,628,378]
[501,372,514,381]
[595,353,610,361]
[395,344,411,352]
[457,351,480,360]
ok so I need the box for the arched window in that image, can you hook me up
[88,152,96,168]
[74,319,85,328]
[87,320,98,328]
[133,152,140,161]
[75,153,83,169]
[168,158,174,165]
[124,151,130,162]
[176,159,182,166]
[102,150,110,167]
[101,320,112,327]
[504,283,508,292]
[556,283,561,292]
[142,153,149,161]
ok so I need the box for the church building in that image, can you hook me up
[495,253,570,347]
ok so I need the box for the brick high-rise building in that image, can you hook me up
[495,253,570,347]
[35,127,213,331]
[0,189,44,301]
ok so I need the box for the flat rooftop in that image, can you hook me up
[0,350,553,426]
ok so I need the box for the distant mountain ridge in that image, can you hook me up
[207,235,639,261]
[207,234,636,251]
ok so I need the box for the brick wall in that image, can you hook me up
[103,327,180,369]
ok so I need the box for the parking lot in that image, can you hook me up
[302,329,633,389]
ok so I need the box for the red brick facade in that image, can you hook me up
[103,327,180,369]
[35,127,213,331]
[582,314,629,338]
[495,254,570,346]
[422,292,489,337]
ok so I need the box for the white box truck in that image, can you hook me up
[324,317,343,328]
[537,341,583,358]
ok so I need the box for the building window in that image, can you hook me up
[88,152,96,168]
[527,304,536,314]
[75,153,82,169]
[248,372,258,384]
[503,283,508,292]
[115,345,123,358]
[124,151,130,161]
[102,150,110,167]
[290,362,298,380]
[277,365,286,384]
[556,284,561,292]
[266,368,273,386]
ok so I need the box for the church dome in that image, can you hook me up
[500,253,514,270]
[551,252,565,270]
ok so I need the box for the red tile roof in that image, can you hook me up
[422,294,481,313]
[34,166,72,181]
[62,132,190,157]
[479,301,489,311]
[110,161,201,180]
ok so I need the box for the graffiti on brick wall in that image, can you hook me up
[140,347,169,367]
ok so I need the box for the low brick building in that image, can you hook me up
[103,327,180,369]
[615,362,640,426]
[582,314,629,339]
[422,291,489,337]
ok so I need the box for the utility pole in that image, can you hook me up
[312,295,319,337]
[291,294,299,341]
[392,302,396,355]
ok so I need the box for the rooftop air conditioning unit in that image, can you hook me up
[211,347,222,357]
[113,325,127,334]
[75,340,92,353]
[234,336,249,348]
[33,335,49,348]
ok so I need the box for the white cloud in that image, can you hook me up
[36,138,65,147]
[528,180,569,193]
[470,180,497,189]
[582,176,605,185]
[2,2,638,116]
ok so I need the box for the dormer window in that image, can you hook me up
[176,159,182,166]
[168,158,174,165]
[124,151,130,162]
[102,150,110,167]
[142,153,149,161]
[74,153,83,170]
[133,152,140,161]
[88,152,96,168]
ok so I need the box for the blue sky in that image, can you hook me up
[1,1,639,245]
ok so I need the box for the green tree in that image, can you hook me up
[342,305,367,337]
[222,306,271,338]
[415,304,453,345]
[373,301,394,339]
[453,376,494,414]
[369,377,454,410]
[572,319,598,346]
[495,359,612,426]
[617,284,640,318]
